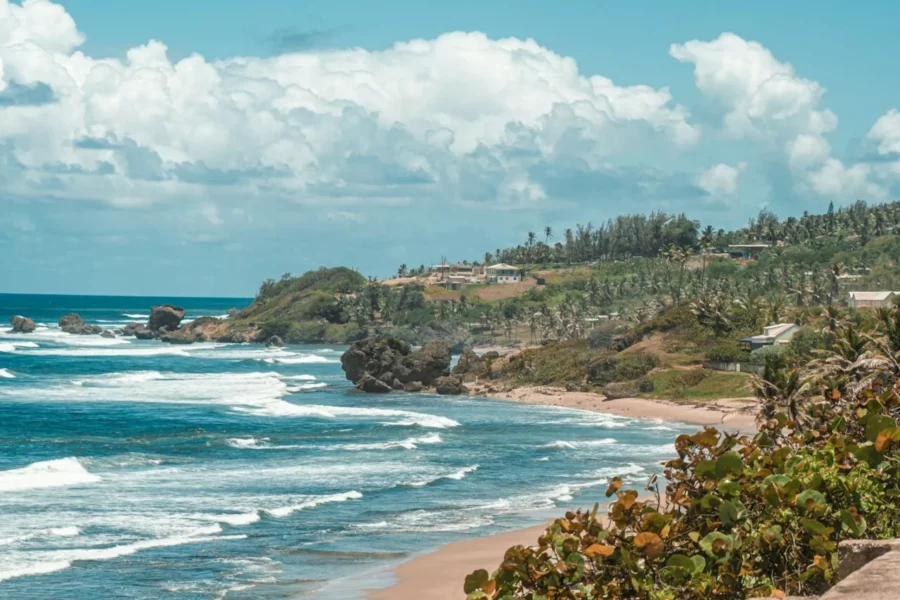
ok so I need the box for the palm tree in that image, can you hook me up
[526,232,537,248]
[752,354,811,430]
[544,226,553,244]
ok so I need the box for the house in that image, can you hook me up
[848,291,899,309]
[727,244,771,260]
[486,263,522,284]
[430,262,484,278]
[443,275,469,291]
[739,323,799,351]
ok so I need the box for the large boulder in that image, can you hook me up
[133,325,155,340]
[10,315,35,333]
[358,373,392,394]
[59,313,102,335]
[340,337,451,393]
[121,322,141,337]
[100,330,115,339]
[266,335,284,348]
[148,305,186,332]
[435,375,465,395]
[452,348,486,380]
[602,381,639,400]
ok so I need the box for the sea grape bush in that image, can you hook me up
[465,307,900,600]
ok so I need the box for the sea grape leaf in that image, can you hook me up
[464,569,490,594]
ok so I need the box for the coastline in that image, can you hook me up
[468,383,759,433]
[367,387,758,599]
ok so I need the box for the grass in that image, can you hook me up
[643,369,752,401]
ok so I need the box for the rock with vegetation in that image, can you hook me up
[59,313,102,335]
[601,380,639,400]
[340,337,451,393]
[148,305,185,332]
[10,315,35,333]
[435,375,465,395]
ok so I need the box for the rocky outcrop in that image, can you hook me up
[148,305,185,332]
[10,315,35,333]
[340,337,451,394]
[59,313,102,335]
[133,326,155,340]
[121,322,141,337]
[435,375,465,395]
[100,330,115,339]
[266,335,284,347]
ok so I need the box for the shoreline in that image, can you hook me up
[367,387,757,599]
[468,383,759,433]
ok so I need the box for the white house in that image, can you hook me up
[848,291,899,309]
[739,323,799,351]
[486,263,522,284]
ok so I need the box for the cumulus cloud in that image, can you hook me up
[672,32,896,201]
[697,162,746,197]
[868,109,900,156]
[0,0,701,218]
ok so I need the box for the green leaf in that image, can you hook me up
[800,518,829,536]
[666,554,705,574]
[700,532,735,562]
[840,510,867,536]
[719,500,740,527]
[865,415,896,442]
[796,490,827,516]
[464,569,489,594]
[695,459,716,478]
[715,452,744,479]
[717,480,741,496]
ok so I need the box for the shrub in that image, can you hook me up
[638,377,655,393]
[705,343,747,363]
[748,343,786,365]
[615,352,659,380]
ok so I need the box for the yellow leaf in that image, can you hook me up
[585,543,616,558]
[875,431,892,453]
[481,579,497,595]
[605,477,623,498]
[831,388,841,401]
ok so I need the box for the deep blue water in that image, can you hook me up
[0,295,691,599]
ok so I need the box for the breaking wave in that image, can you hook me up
[0,458,101,492]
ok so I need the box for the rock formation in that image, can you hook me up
[59,313,102,335]
[10,315,36,333]
[435,375,465,395]
[148,305,186,332]
[100,330,115,339]
[266,335,284,347]
[340,337,451,393]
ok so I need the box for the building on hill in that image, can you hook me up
[848,291,899,309]
[727,244,771,260]
[739,323,799,351]
[485,263,522,284]
[430,262,484,278]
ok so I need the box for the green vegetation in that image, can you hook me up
[463,305,900,599]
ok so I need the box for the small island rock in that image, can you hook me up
[10,315,36,334]
[148,305,186,332]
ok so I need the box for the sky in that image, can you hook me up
[2,0,899,296]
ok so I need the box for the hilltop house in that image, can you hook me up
[727,244,771,260]
[739,323,799,352]
[486,263,522,284]
[849,291,899,309]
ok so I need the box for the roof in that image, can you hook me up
[486,263,519,271]
[762,323,797,338]
[849,291,896,301]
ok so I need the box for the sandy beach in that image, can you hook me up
[469,384,759,433]
[366,388,758,599]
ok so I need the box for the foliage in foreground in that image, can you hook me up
[465,308,900,599]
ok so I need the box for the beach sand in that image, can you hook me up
[366,388,758,599]
[470,384,759,433]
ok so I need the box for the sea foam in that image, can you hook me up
[0,458,101,492]
[0,368,14,379]
[266,491,363,518]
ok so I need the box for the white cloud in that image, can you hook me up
[868,109,900,156]
[697,162,745,197]
[670,33,836,140]
[0,2,701,216]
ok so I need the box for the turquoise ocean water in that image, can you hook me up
[0,294,690,599]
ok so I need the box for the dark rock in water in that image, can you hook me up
[358,373,392,394]
[133,325,155,340]
[10,315,36,333]
[121,322,141,337]
[266,335,284,348]
[100,330,115,339]
[59,313,102,335]
[435,375,465,395]
[148,305,186,332]
[159,329,203,344]
[403,381,424,393]
[340,337,452,393]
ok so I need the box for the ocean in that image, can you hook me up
[0,294,691,599]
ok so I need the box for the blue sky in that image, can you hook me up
[2,0,899,295]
